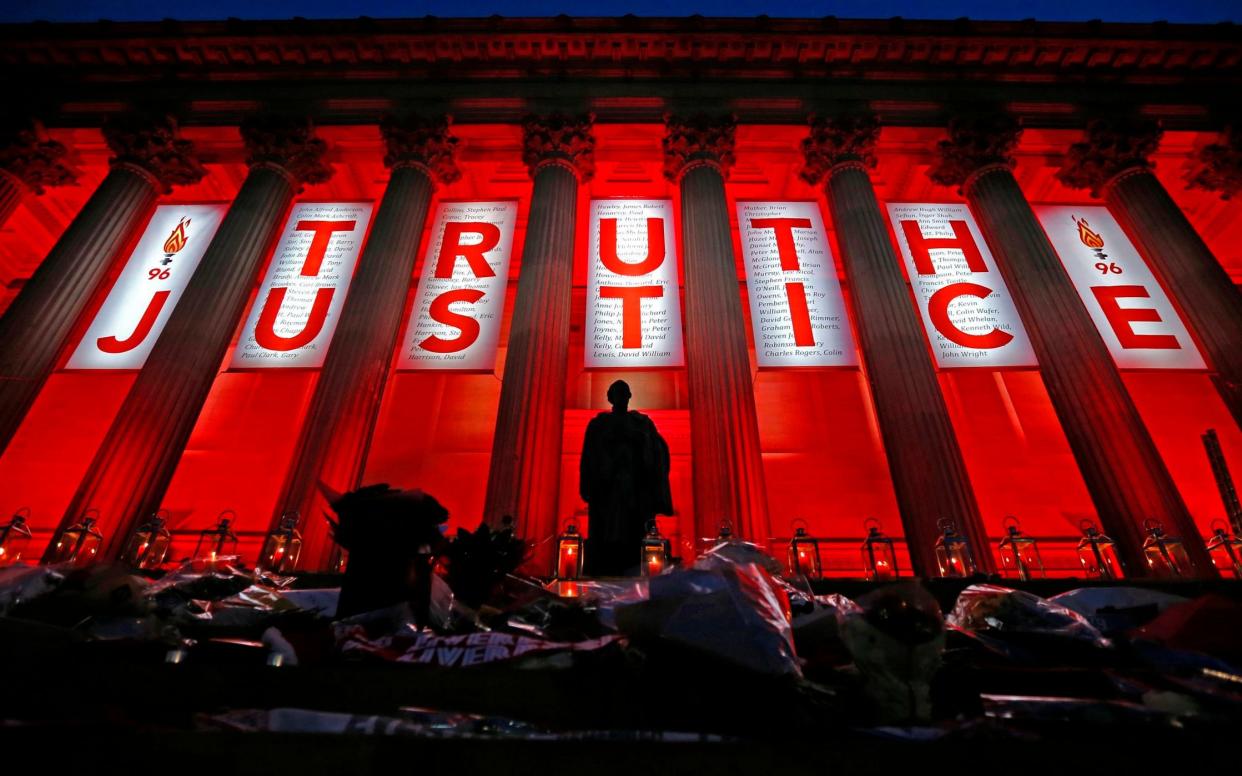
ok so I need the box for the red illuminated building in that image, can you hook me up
[0,15,1239,580]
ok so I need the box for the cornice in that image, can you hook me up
[1,18,1237,78]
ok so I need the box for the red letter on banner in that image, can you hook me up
[294,220,355,275]
[436,222,500,279]
[96,291,171,354]
[600,218,666,276]
[1090,285,1180,350]
[928,282,1015,349]
[901,219,988,275]
[419,288,486,353]
[254,287,335,351]
[600,285,663,349]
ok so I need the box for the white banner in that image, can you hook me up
[1036,205,1204,370]
[398,201,517,370]
[232,202,373,369]
[585,199,684,369]
[887,203,1037,369]
[737,201,857,367]
[67,204,227,369]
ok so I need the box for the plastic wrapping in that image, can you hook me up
[336,623,623,667]
[947,584,1109,647]
[615,557,799,677]
[1049,587,1187,635]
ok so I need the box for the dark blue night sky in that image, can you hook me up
[0,0,1237,24]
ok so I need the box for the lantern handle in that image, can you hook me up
[718,518,733,535]
[1210,517,1231,535]
[11,506,32,520]
[863,517,883,533]
[1143,518,1163,534]
[646,519,659,535]
[790,517,810,534]
[215,509,238,524]
[936,517,957,533]
[1002,515,1021,532]
[1078,518,1099,535]
[82,508,101,521]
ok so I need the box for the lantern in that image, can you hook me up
[640,520,671,577]
[260,512,303,573]
[0,508,33,566]
[997,516,1045,581]
[934,518,976,578]
[328,545,349,574]
[195,510,239,566]
[48,511,104,566]
[120,511,172,570]
[1142,519,1191,579]
[555,520,584,580]
[1205,519,1242,578]
[787,519,822,580]
[1076,520,1124,580]
[860,518,898,581]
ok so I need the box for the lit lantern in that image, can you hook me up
[195,510,239,566]
[120,511,172,570]
[860,518,898,581]
[0,508,34,566]
[328,545,349,574]
[555,520,584,580]
[641,520,671,577]
[260,512,303,573]
[1142,519,1191,578]
[934,518,977,578]
[48,511,104,566]
[1205,519,1242,578]
[787,520,822,580]
[1076,520,1124,580]
[997,516,1045,581]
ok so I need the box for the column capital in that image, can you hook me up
[800,113,880,185]
[380,114,461,185]
[240,115,334,188]
[0,119,77,194]
[928,113,1022,191]
[521,113,595,181]
[1057,117,1163,197]
[102,114,207,194]
[1186,124,1242,201]
[663,114,736,182]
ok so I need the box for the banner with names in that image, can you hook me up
[737,201,857,367]
[887,202,1037,369]
[585,199,684,369]
[1036,205,1204,370]
[67,203,227,369]
[231,202,373,368]
[398,201,518,370]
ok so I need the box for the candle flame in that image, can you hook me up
[1073,216,1104,250]
[163,217,191,255]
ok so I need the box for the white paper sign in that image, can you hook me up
[67,204,227,369]
[398,201,517,371]
[585,199,684,369]
[887,203,1037,369]
[1036,205,1204,370]
[232,202,373,369]
[737,201,857,367]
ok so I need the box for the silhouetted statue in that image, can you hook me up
[579,380,673,576]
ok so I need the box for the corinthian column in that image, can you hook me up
[0,119,76,227]
[484,114,593,552]
[1059,118,1242,427]
[0,115,203,457]
[932,113,1214,577]
[664,114,770,547]
[50,116,333,561]
[273,115,460,570]
[801,114,992,575]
